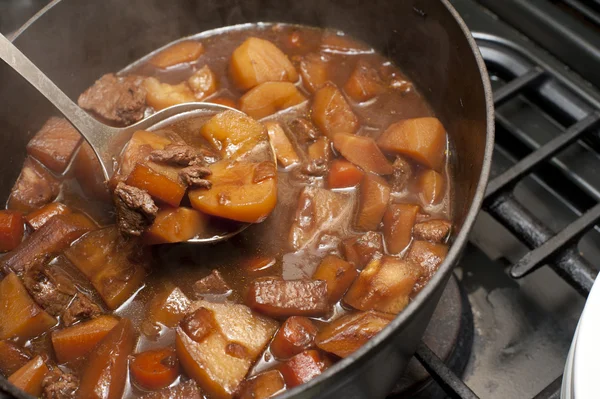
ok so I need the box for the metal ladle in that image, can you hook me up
[0,33,258,243]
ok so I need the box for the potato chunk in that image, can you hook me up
[24,202,71,231]
[188,65,218,100]
[343,60,385,102]
[189,160,277,223]
[327,159,364,189]
[26,117,82,173]
[126,163,187,207]
[356,173,390,231]
[406,240,448,294]
[313,255,358,303]
[8,157,60,212]
[342,231,384,269]
[229,37,298,91]
[65,227,147,309]
[176,300,278,399]
[279,350,330,388]
[307,136,332,162]
[78,319,136,399]
[417,169,445,206]
[311,83,358,138]
[51,315,119,363]
[245,277,330,318]
[0,340,31,376]
[149,41,204,69]
[315,311,393,358]
[344,256,421,314]
[299,53,329,93]
[144,207,207,245]
[0,273,56,342]
[237,370,285,399]
[377,117,447,171]
[240,82,306,119]
[144,77,195,110]
[0,210,24,252]
[333,133,393,175]
[265,121,300,167]
[8,355,49,397]
[271,316,318,359]
[200,110,267,159]
[142,285,191,337]
[382,203,419,254]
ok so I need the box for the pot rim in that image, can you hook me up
[7,0,495,397]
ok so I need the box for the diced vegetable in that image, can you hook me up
[278,350,330,388]
[142,285,191,337]
[131,348,179,390]
[307,136,332,162]
[417,169,445,206]
[237,369,286,399]
[188,65,218,100]
[344,256,421,314]
[240,82,306,119]
[8,157,60,212]
[376,117,447,172]
[1,213,95,275]
[288,187,354,250]
[149,41,204,69]
[406,240,448,294]
[144,78,196,111]
[332,133,393,175]
[113,130,173,185]
[176,300,278,399]
[299,53,329,93]
[0,210,24,252]
[193,270,232,299]
[0,273,56,342]
[189,160,277,223]
[0,340,31,376]
[24,202,71,231]
[126,163,187,207]
[229,37,298,91]
[8,355,49,397]
[413,219,451,243]
[51,315,119,363]
[65,227,147,309]
[200,110,267,159]
[342,231,384,269]
[144,207,207,245]
[327,159,364,189]
[270,316,318,359]
[311,83,358,138]
[355,173,390,231]
[245,277,330,318]
[73,143,110,202]
[312,255,358,303]
[78,319,136,399]
[343,60,384,102]
[265,121,300,167]
[315,311,393,358]
[382,203,419,254]
[140,380,202,399]
[26,117,82,173]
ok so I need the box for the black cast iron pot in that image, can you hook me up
[0,0,494,397]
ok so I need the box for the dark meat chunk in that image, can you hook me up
[140,380,202,399]
[180,307,219,343]
[413,219,451,243]
[42,368,79,399]
[193,270,232,299]
[406,240,448,295]
[22,263,76,316]
[342,231,383,269]
[113,182,158,236]
[78,73,147,126]
[26,117,82,173]
[279,349,331,388]
[245,277,330,318]
[270,316,318,359]
[390,156,413,193]
[149,144,212,167]
[8,157,60,213]
[299,159,328,177]
[61,293,102,327]
[178,165,212,189]
[288,117,320,143]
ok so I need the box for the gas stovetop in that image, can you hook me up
[4,1,600,399]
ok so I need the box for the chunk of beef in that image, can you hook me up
[413,219,451,243]
[78,73,147,126]
[390,156,413,193]
[113,182,158,236]
[42,368,78,399]
[8,157,60,213]
[140,380,202,399]
[149,144,212,167]
[288,117,320,142]
[22,263,76,316]
[193,270,232,300]
[61,293,102,327]
[298,159,328,177]
[178,165,212,189]
[342,231,383,269]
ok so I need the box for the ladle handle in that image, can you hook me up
[0,33,113,178]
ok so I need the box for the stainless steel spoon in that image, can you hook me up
[0,33,258,243]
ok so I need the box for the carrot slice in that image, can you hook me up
[131,348,180,391]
